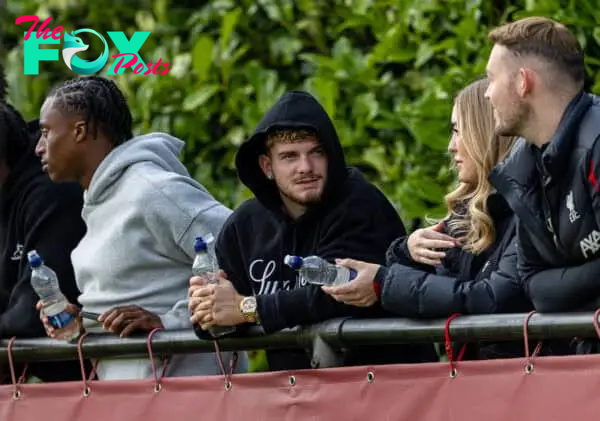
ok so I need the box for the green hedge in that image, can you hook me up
[3,0,600,222]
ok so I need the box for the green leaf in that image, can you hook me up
[304,76,339,118]
[369,24,402,64]
[299,53,339,72]
[226,126,247,146]
[415,43,435,68]
[270,36,303,64]
[594,27,600,47]
[335,16,373,34]
[182,85,221,111]
[353,92,379,122]
[220,7,241,53]
[385,50,416,63]
[153,0,168,23]
[192,36,215,82]
[135,10,156,32]
[362,144,392,176]
[170,53,191,79]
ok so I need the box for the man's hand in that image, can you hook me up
[188,269,226,297]
[37,300,83,340]
[321,258,381,307]
[188,269,222,327]
[189,275,245,330]
[98,305,163,338]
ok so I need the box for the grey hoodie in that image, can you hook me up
[72,132,246,380]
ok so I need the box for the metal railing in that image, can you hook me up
[1,312,598,364]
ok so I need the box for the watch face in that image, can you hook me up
[242,297,256,313]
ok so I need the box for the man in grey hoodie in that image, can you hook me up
[35,75,245,380]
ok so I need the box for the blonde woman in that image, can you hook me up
[323,78,531,358]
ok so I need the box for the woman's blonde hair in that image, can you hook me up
[444,78,517,254]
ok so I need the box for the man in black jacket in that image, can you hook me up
[486,18,600,330]
[0,69,86,382]
[189,90,436,370]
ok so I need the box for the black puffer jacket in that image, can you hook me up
[489,91,600,354]
[375,194,532,359]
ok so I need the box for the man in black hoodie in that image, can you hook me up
[189,90,436,371]
[0,68,86,382]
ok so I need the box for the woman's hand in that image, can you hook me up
[407,221,458,266]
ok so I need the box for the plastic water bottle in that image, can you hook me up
[192,235,236,338]
[284,255,357,286]
[28,250,78,333]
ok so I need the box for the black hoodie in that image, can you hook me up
[0,118,86,383]
[202,91,437,371]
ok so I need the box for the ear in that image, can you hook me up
[518,68,534,98]
[73,121,87,144]
[259,154,273,180]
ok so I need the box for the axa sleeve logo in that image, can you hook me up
[15,15,170,76]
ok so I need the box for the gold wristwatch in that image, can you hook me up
[240,296,259,324]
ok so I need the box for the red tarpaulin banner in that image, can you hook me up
[1,312,599,421]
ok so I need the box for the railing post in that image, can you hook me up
[310,335,344,368]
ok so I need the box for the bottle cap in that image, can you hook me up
[27,250,43,268]
[283,255,303,270]
[194,237,208,253]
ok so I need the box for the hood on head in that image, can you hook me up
[235,90,347,211]
[86,132,190,204]
[0,100,36,167]
[0,105,40,204]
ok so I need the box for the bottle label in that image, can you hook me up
[48,311,75,329]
